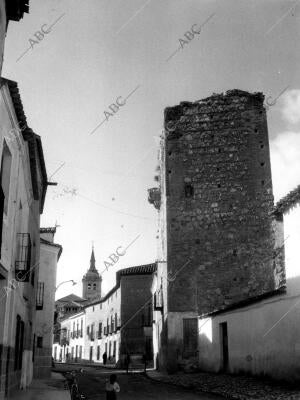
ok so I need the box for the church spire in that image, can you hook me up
[89,245,96,271]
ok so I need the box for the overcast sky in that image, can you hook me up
[3,0,300,298]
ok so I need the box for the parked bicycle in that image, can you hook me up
[65,369,85,400]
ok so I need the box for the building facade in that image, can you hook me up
[149,90,285,372]
[0,77,47,398]
[53,263,156,368]
[34,227,62,379]
[198,185,300,381]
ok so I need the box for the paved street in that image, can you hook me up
[56,365,224,400]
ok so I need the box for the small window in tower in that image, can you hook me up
[184,183,194,198]
[93,283,97,290]
[88,283,91,290]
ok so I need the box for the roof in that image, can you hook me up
[40,237,63,259]
[85,263,157,307]
[56,294,86,304]
[5,0,30,22]
[200,287,286,318]
[40,227,57,233]
[273,184,300,215]
[2,79,48,212]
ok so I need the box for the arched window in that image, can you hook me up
[93,283,97,290]
[88,283,91,290]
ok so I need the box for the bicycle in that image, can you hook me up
[65,369,86,400]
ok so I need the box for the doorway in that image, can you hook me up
[220,322,229,371]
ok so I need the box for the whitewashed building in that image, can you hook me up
[198,185,300,382]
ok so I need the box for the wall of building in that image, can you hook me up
[198,204,300,382]
[34,241,60,379]
[84,288,121,365]
[0,82,41,398]
[0,0,7,76]
[120,274,153,364]
[198,288,300,381]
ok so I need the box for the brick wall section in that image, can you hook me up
[164,90,285,314]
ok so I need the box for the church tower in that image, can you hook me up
[82,246,102,300]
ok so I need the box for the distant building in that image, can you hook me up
[198,185,300,382]
[34,227,62,379]
[55,293,86,319]
[53,263,156,367]
[149,90,285,372]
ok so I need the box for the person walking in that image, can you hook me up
[105,374,120,400]
[103,351,107,365]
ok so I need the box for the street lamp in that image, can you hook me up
[55,279,77,292]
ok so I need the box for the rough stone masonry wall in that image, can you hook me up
[164,90,285,315]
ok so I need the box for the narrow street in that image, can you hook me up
[56,365,224,400]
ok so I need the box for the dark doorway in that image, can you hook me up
[183,318,198,359]
[220,322,229,371]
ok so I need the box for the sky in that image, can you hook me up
[2,0,300,298]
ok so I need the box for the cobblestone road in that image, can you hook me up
[56,365,224,399]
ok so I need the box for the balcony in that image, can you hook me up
[97,330,102,339]
[154,291,163,311]
[60,337,69,346]
[15,233,31,282]
[148,187,161,210]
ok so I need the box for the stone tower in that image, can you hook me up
[82,247,102,300]
[149,90,285,371]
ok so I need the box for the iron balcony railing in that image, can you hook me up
[15,233,31,282]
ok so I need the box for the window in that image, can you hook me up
[87,325,90,335]
[111,315,114,333]
[100,303,102,310]
[14,315,25,370]
[113,341,116,358]
[88,283,91,290]
[91,323,95,340]
[79,346,82,359]
[93,283,96,290]
[184,183,194,198]
[37,336,43,348]
[98,322,102,338]
[80,319,83,337]
[1,141,12,215]
[97,345,100,360]
[36,282,44,310]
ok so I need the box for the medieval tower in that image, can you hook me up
[149,90,285,371]
[82,247,102,300]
